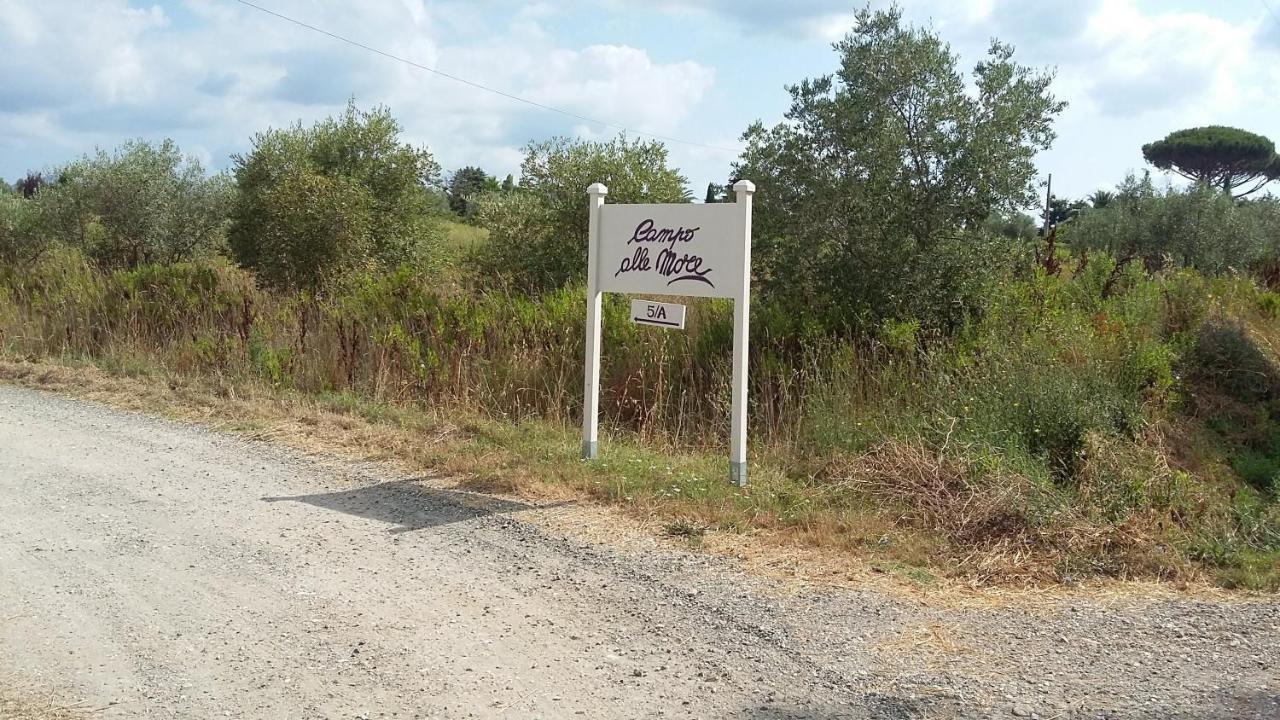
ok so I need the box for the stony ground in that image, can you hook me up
[0,385,1276,719]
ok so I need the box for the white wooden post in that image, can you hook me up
[729,179,755,486]
[582,183,608,459]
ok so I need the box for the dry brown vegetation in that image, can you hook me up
[0,682,82,720]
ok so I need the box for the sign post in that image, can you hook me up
[581,182,608,461]
[728,180,753,486]
[581,179,755,486]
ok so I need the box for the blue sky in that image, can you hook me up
[3,1,1279,202]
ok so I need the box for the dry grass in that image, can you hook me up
[825,440,1035,541]
[0,685,82,720]
[873,620,971,670]
[809,438,1204,587]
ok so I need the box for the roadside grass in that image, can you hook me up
[6,355,1276,593]
[0,357,945,588]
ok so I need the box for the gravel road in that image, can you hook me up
[0,385,1277,719]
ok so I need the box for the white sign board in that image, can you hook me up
[582,180,755,486]
[599,204,747,300]
[630,299,686,329]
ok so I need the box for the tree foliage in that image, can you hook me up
[704,182,723,203]
[983,211,1038,241]
[15,172,44,199]
[1064,173,1280,274]
[1142,126,1280,198]
[229,102,442,291]
[447,166,498,217]
[734,6,1064,332]
[472,134,689,292]
[0,191,45,266]
[1047,197,1088,228]
[12,140,231,269]
[1088,190,1115,210]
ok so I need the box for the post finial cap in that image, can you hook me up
[587,182,609,195]
[732,179,755,195]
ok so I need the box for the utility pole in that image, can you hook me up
[1038,173,1061,275]
[1042,173,1053,236]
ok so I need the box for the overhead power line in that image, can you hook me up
[1262,0,1280,31]
[230,0,741,154]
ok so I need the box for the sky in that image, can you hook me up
[2,0,1279,202]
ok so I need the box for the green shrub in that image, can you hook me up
[1257,291,1280,319]
[1186,319,1279,406]
[12,140,232,269]
[471,134,690,293]
[0,191,48,266]
[959,355,1143,479]
[229,102,442,291]
[4,241,1280,588]
[1065,174,1280,276]
[1229,450,1280,496]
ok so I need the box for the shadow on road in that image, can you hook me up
[733,691,950,720]
[729,688,1280,720]
[1151,689,1280,720]
[262,478,559,533]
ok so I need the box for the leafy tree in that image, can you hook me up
[229,102,442,291]
[704,182,723,203]
[247,168,373,291]
[500,174,515,193]
[0,191,47,266]
[734,6,1064,333]
[447,166,498,216]
[15,172,43,199]
[1046,197,1088,228]
[473,134,689,291]
[1064,173,1280,275]
[1088,189,1115,210]
[470,190,556,283]
[983,211,1038,241]
[1142,126,1280,198]
[20,140,231,268]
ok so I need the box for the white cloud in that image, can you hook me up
[669,0,1280,197]
[4,0,1280,202]
[635,0,854,39]
[0,0,717,182]
[1076,0,1263,118]
[525,45,714,135]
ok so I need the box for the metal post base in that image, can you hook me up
[582,441,598,460]
[730,461,747,487]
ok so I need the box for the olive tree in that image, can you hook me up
[20,140,231,269]
[1064,173,1280,275]
[472,134,689,292]
[734,6,1065,333]
[229,102,442,291]
[0,191,46,266]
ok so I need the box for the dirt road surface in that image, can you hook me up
[0,385,1277,719]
